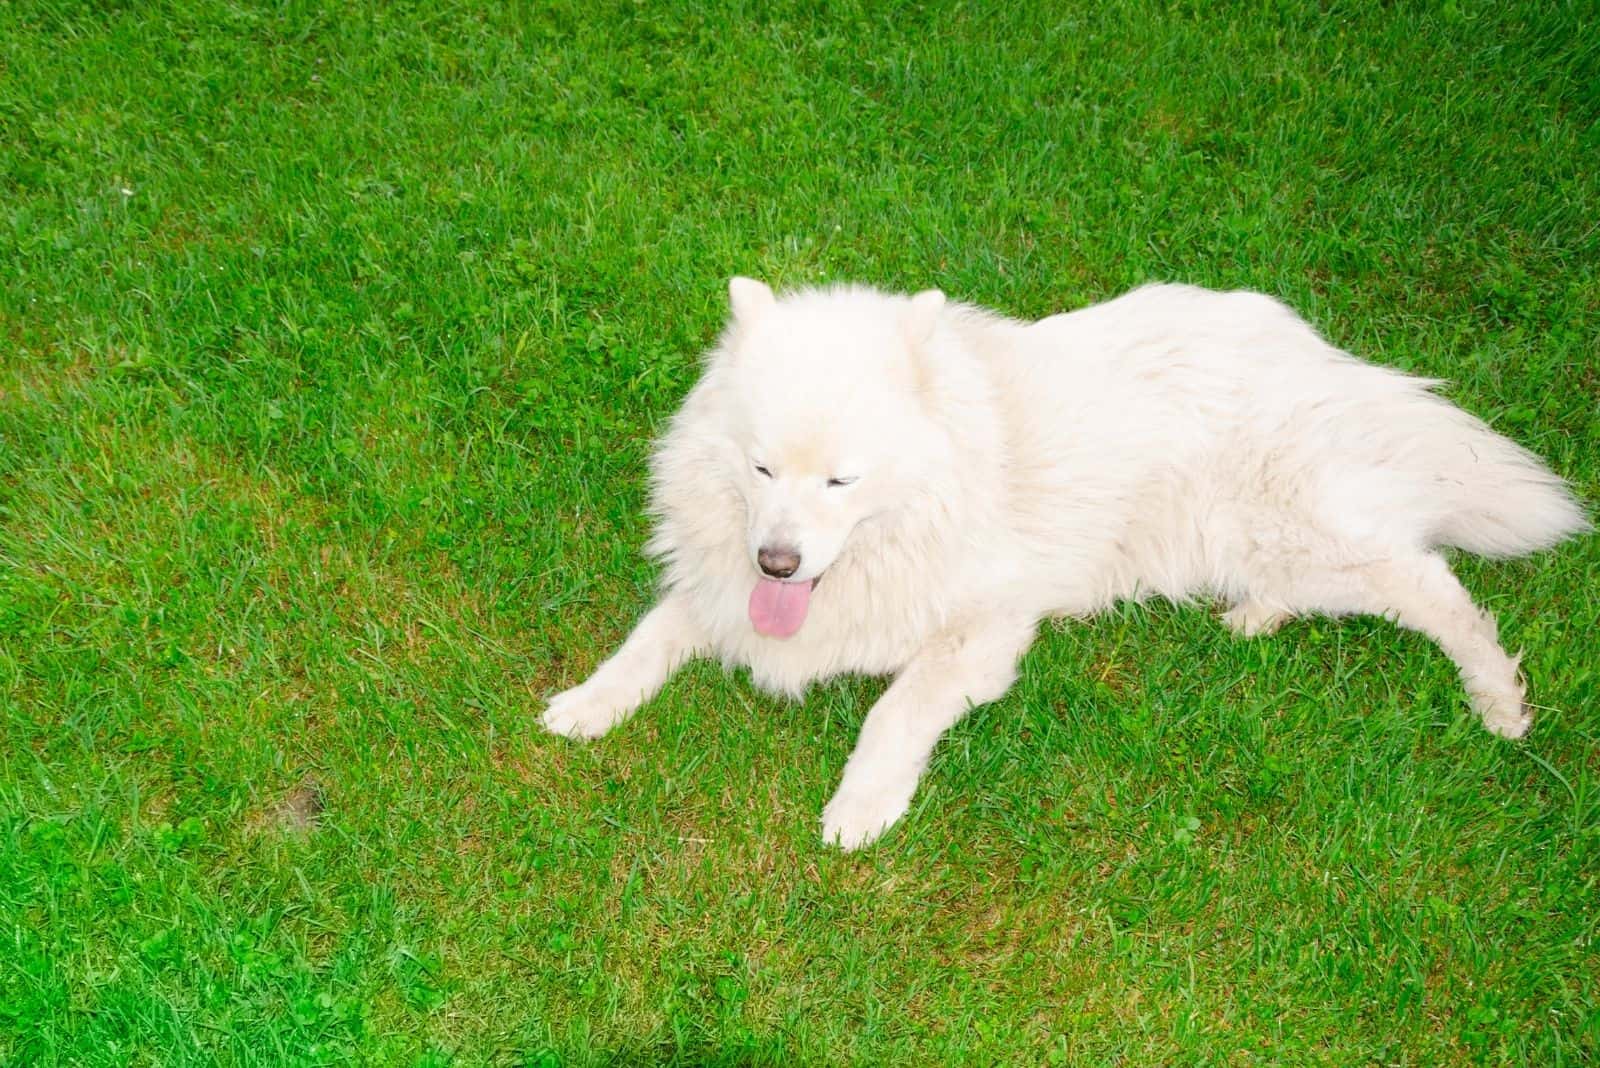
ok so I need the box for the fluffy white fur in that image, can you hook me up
[543,279,1588,849]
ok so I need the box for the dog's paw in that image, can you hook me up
[821,779,917,851]
[540,680,637,740]
[1222,600,1289,638]
[1467,675,1531,740]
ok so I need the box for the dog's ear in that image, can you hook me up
[728,276,776,324]
[904,289,946,346]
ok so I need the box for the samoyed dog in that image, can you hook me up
[543,278,1587,849]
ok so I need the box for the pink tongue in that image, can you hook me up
[748,578,812,638]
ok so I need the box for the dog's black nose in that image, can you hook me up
[758,545,801,579]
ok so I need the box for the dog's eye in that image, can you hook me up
[753,463,773,478]
[826,476,858,488]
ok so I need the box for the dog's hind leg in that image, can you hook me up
[541,592,707,740]
[821,611,1040,850]
[1366,554,1528,738]
[1222,598,1292,637]
[1269,552,1529,738]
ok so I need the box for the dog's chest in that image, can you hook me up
[696,582,937,695]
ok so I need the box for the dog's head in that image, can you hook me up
[702,277,952,637]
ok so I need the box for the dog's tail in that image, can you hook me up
[1420,393,1589,558]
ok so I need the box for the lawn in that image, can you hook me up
[2,1,1597,1063]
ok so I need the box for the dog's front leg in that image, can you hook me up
[541,591,706,740]
[821,612,1039,850]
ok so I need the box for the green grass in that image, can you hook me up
[2,0,1597,1063]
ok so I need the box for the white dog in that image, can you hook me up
[543,278,1587,849]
